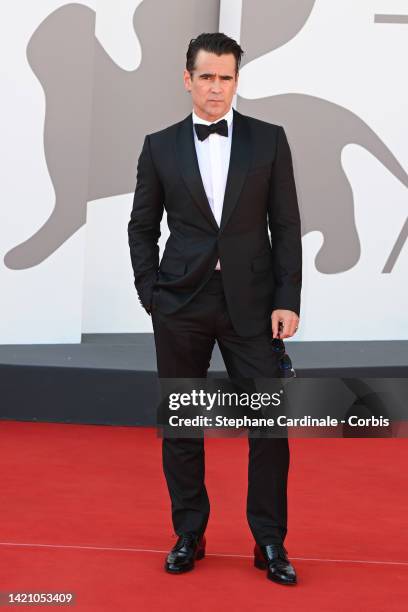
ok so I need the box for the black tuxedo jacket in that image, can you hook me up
[128,108,302,337]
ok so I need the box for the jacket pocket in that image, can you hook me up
[159,257,186,276]
[251,253,272,272]
[247,163,271,177]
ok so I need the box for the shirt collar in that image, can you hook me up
[192,105,233,128]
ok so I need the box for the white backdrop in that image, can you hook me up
[1,0,407,343]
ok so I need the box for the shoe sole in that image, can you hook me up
[254,557,297,585]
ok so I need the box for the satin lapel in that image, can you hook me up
[220,109,252,231]
[176,113,219,231]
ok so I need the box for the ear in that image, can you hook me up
[234,71,239,94]
[183,69,192,92]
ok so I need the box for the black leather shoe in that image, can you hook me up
[254,543,297,585]
[165,533,206,574]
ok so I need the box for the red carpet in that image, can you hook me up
[0,421,407,611]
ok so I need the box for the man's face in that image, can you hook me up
[184,49,238,121]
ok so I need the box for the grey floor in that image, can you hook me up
[0,334,407,371]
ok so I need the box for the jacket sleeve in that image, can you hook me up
[267,125,302,315]
[128,135,164,311]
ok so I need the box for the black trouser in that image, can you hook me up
[151,270,289,546]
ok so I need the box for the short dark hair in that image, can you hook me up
[186,32,244,76]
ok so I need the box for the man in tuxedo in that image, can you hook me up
[128,33,302,585]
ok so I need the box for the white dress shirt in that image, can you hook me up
[192,105,234,270]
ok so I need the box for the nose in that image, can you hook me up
[211,78,222,93]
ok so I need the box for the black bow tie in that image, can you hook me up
[194,119,228,141]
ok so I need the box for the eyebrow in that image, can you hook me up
[198,72,234,78]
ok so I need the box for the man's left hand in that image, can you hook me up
[271,309,299,339]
